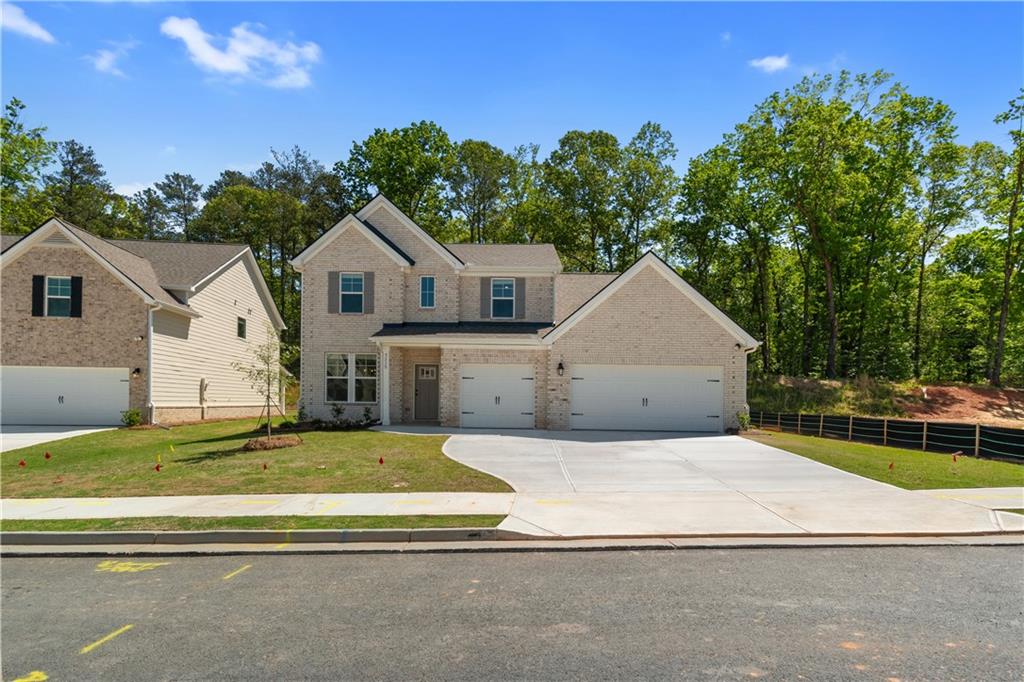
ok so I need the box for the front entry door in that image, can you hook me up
[414,365,439,420]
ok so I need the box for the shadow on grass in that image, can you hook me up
[175,447,246,465]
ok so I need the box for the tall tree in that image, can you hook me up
[1,98,55,233]
[340,121,453,235]
[42,140,115,233]
[544,130,622,271]
[130,188,170,240]
[617,122,678,265]
[446,140,513,243]
[986,90,1024,386]
[156,172,202,240]
[202,169,252,202]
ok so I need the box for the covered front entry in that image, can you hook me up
[569,364,724,432]
[459,363,535,429]
[0,365,130,425]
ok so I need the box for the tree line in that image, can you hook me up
[2,71,1021,385]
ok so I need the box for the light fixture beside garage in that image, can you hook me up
[557,362,565,377]
[132,368,141,376]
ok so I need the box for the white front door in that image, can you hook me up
[570,364,724,432]
[459,364,535,429]
[0,366,130,425]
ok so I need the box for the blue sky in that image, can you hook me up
[2,2,1022,195]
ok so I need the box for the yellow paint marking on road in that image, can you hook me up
[13,671,49,681]
[238,500,279,505]
[223,564,252,581]
[95,560,170,573]
[275,529,292,549]
[318,500,343,513]
[80,624,134,654]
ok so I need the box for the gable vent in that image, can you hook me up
[42,232,72,246]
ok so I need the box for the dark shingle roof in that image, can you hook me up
[358,217,414,265]
[110,239,248,289]
[372,322,552,338]
[443,243,561,270]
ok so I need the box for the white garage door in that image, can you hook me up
[0,366,130,425]
[459,364,535,429]
[570,365,723,432]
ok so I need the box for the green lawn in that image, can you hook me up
[0,515,506,532]
[745,431,1024,490]
[1,419,511,498]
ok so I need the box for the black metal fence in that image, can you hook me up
[752,411,1024,462]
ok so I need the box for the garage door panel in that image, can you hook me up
[1,366,130,425]
[460,364,535,429]
[570,364,723,432]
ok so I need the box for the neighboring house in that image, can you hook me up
[0,217,285,426]
[290,195,758,432]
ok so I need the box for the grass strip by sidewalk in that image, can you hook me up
[744,431,1024,490]
[1,419,510,498]
[0,515,507,532]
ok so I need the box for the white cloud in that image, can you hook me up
[84,40,138,78]
[1,3,55,43]
[114,181,152,197]
[160,16,320,89]
[162,145,177,156]
[720,31,731,46]
[748,54,790,74]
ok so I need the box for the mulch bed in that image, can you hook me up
[242,435,304,451]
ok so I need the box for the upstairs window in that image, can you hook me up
[46,276,72,317]
[237,317,247,339]
[420,276,436,309]
[340,273,364,314]
[491,278,514,319]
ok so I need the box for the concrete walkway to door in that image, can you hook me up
[382,426,1024,537]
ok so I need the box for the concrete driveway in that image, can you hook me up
[434,429,1024,537]
[0,425,114,453]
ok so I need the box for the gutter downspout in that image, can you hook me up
[147,305,163,428]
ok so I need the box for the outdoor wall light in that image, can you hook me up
[132,368,141,376]
[135,335,144,342]
[557,362,565,376]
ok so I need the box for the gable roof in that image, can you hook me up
[289,213,415,270]
[356,194,464,269]
[1,219,285,328]
[555,273,619,321]
[444,243,562,272]
[542,251,759,348]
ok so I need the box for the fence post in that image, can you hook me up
[848,415,853,441]
[777,413,781,431]
[974,424,980,457]
[883,418,888,446]
[818,414,824,437]
[922,421,928,451]
[797,412,802,435]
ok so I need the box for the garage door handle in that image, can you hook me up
[58,395,64,404]
[462,411,475,415]
[707,379,720,383]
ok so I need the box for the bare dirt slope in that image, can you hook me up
[899,385,1024,428]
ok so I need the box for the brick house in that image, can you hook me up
[291,195,758,432]
[0,217,285,425]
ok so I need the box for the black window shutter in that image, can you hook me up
[31,275,44,317]
[70,276,83,317]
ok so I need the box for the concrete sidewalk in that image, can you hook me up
[1,492,515,520]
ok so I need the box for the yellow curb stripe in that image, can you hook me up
[222,564,252,581]
[80,624,134,654]
[13,671,48,682]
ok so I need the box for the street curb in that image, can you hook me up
[0,527,528,546]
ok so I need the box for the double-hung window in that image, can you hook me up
[420,276,436,309]
[237,317,247,339]
[340,273,364,314]
[491,278,514,319]
[325,353,378,403]
[46,276,72,317]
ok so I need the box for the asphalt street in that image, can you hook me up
[2,547,1022,680]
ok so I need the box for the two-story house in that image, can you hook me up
[290,195,758,432]
[1,217,285,426]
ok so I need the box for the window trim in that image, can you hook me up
[237,316,247,339]
[339,272,364,315]
[324,352,379,404]
[490,277,515,319]
[419,275,436,309]
[45,275,72,318]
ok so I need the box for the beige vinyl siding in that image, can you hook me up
[151,259,277,408]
